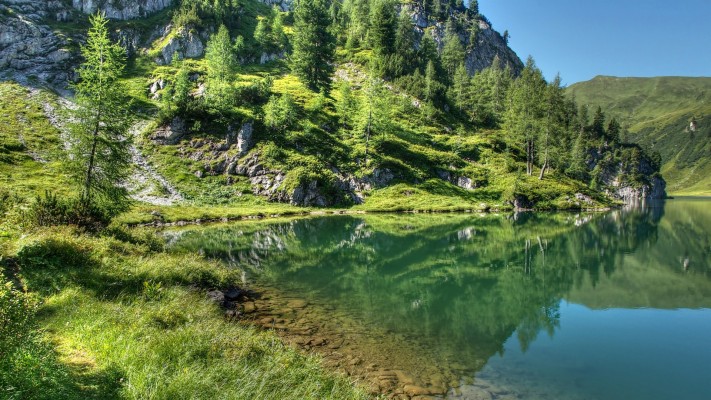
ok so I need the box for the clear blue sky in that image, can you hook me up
[478,0,711,85]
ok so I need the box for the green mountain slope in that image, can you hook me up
[567,76,711,195]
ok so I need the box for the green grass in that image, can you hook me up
[567,76,711,195]
[1,227,368,400]
[0,82,73,199]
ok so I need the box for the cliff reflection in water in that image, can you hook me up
[168,199,711,377]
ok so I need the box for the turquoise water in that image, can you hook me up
[169,199,711,399]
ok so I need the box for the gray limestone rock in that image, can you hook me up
[72,0,173,20]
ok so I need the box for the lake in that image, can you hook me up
[168,198,711,399]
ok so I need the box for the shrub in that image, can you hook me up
[21,192,112,232]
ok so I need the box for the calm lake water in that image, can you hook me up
[169,199,711,399]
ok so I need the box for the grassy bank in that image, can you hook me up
[0,227,367,399]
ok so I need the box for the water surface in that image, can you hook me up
[169,199,711,399]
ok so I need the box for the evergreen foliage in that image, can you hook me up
[68,13,132,217]
[291,0,336,92]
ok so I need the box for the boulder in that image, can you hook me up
[156,27,204,65]
[151,117,187,144]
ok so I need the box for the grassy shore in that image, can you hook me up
[0,225,368,399]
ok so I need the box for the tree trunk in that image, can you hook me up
[82,108,101,209]
[538,157,548,180]
[363,107,372,166]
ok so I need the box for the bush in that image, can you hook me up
[22,192,111,232]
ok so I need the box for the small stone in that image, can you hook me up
[403,385,433,396]
[242,302,256,313]
[287,299,308,309]
[224,287,241,301]
[206,290,224,304]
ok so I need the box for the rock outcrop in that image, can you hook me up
[154,26,205,65]
[404,2,524,76]
[0,2,75,86]
[72,0,173,20]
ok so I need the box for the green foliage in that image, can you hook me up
[254,7,289,54]
[291,0,336,92]
[205,24,236,113]
[441,30,465,80]
[68,13,133,216]
[264,93,298,132]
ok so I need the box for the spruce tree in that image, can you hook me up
[393,9,416,75]
[369,0,396,56]
[418,32,439,71]
[292,0,336,92]
[68,13,132,216]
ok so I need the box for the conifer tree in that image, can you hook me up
[68,13,132,215]
[418,32,439,71]
[503,56,546,175]
[336,81,358,129]
[450,63,470,113]
[205,24,235,113]
[591,106,606,140]
[369,0,396,56]
[424,60,439,103]
[292,0,336,92]
[173,61,191,113]
[441,30,466,80]
[539,74,565,179]
[607,117,621,144]
[393,9,416,76]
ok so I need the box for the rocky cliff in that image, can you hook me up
[72,0,172,20]
[404,2,523,75]
[0,1,75,86]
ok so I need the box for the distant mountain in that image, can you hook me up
[567,76,711,195]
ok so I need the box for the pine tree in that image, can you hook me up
[68,13,132,216]
[468,0,479,15]
[264,94,298,132]
[539,74,565,179]
[336,80,358,129]
[591,106,606,140]
[424,60,439,103]
[291,0,336,92]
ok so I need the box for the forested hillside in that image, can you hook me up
[568,76,711,196]
[1,0,666,220]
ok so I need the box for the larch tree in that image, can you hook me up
[205,24,235,113]
[68,12,132,216]
[291,0,336,92]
